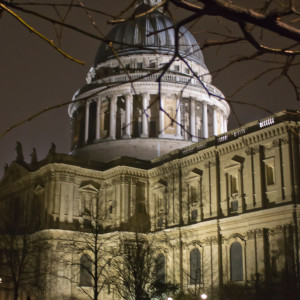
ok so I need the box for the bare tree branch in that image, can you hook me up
[0,2,84,64]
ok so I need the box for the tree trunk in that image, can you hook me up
[14,281,19,300]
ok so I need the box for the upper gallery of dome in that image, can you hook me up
[94,2,206,68]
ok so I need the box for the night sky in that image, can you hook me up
[1,1,299,178]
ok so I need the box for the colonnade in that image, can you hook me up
[81,93,228,144]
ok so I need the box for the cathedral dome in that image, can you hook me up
[69,0,230,163]
[94,4,206,68]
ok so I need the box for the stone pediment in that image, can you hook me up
[33,184,45,194]
[79,181,100,193]
[0,161,29,185]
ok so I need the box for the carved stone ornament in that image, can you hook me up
[245,148,252,156]
[247,230,255,240]
[33,184,45,195]
[281,137,289,145]
[245,146,259,156]
[44,171,56,182]
[68,174,75,183]
[203,236,217,245]
[223,233,245,242]
[272,139,280,148]
[204,161,210,169]
[59,173,68,182]
[269,225,284,236]
[255,228,265,238]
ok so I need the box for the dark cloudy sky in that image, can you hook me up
[0,1,299,178]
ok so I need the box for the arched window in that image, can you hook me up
[190,248,201,284]
[155,253,165,283]
[80,254,92,286]
[230,242,243,281]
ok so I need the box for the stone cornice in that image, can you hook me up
[39,164,149,182]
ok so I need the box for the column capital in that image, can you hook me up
[141,92,149,97]
[189,96,197,101]
[171,93,179,100]
[90,97,98,103]
[107,94,117,101]
[160,92,167,99]
[123,92,132,99]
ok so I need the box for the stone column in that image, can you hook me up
[202,102,208,138]
[141,92,149,138]
[109,95,117,139]
[190,97,197,141]
[176,95,182,138]
[115,180,121,227]
[95,99,101,140]
[223,116,228,132]
[158,94,165,137]
[67,179,74,223]
[220,113,224,134]
[84,100,90,143]
[124,93,132,139]
[213,107,218,136]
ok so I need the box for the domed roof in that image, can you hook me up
[94,4,206,67]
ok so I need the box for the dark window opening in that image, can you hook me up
[230,242,243,281]
[155,253,165,283]
[231,201,238,212]
[80,254,92,286]
[191,210,198,221]
[190,248,201,284]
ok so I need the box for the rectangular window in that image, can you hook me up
[231,200,238,212]
[174,65,180,71]
[191,209,198,220]
[266,164,275,185]
[190,186,197,204]
[230,175,238,195]
[157,217,163,228]
[137,62,143,69]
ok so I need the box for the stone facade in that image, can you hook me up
[0,1,299,299]
[0,111,299,300]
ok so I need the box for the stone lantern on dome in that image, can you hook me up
[68,0,230,162]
